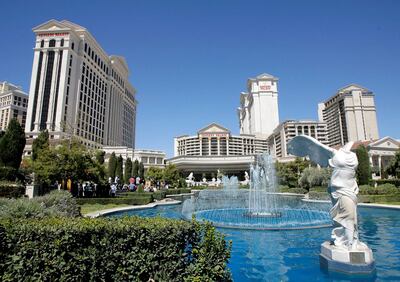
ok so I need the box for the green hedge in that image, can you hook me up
[308,191,330,201]
[76,196,153,206]
[165,188,192,196]
[370,179,400,187]
[0,181,25,198]
[0,217,231,281]
[359,184,399,195]
[359,194,400,203]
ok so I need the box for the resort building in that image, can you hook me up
[25,19,137,149]
[318,84,379,147]
[168,123,269,179]
[268,120,329,161]
[103,146,166,170]
[237,73,280,138]
[0,82,28,131]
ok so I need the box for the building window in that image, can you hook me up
[40,40,44,48]
[71,42,75,50]
[60,39,64,47]
[49,39,56,47]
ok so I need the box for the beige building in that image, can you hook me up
[103,146,166,171]
[238,73,280,138]
[268,120,329,161]
[0,82,28,131]
[168,123,269,178]
[318,84,379,147]
[25,20,137,149]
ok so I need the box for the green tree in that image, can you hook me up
[355,145,371,185]
[0,118,26,169]
[299,167,331,190]
[124,157,132,183]
[115,155,123,180]
[138,161,145,179]
[163,164,180,186]
[132,159,139,177]
[145,166,163,182]
[95,150,105,165]
[275,158,310,187]
[386,149,400,178]
[107,153,117,179]
[32,130,49,161]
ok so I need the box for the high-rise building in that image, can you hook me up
[25,20,137,149]
[0,82,28,130]
[268,120,328,160]
[318,84,379,147]
[238,73,280,138]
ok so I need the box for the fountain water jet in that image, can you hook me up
[181,153,331,230]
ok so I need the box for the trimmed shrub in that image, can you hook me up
[165,188,192,196]
[359,184,399,195]
[370,179,400,187]
[359,194,400,203]
[76,196,153,206]
[0,181,25,198]
[153,190,166,201]
[0,217,231,281]
[287,188,308,194]
[308,191,330,201]
[309,186,327,193]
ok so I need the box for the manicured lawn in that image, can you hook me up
[80,203,130,215]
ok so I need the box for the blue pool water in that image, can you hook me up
[109,204,400,281]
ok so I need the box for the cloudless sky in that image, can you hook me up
[0,0,399,157]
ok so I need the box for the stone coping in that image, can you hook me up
[84,199,182,218]
[302,199,400,209]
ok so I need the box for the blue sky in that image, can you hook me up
[0,0,399,157]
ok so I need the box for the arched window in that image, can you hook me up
[49,39,56,47]
[60,39,64,47]
[40,40,44,48]
[71,42,75,50]
[84,43,87,52]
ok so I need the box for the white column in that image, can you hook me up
[217,137,220,156]
[378,155,382,176]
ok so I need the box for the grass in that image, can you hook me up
[80,203,131,215]
[371,201,400,205]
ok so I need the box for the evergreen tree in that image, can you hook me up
[115,155,123,181]
[124,157,132,183]
[132,159,139,177]
[107,152,117,179]
[0,119,26,169]
[138,161,145,179]
[95,150,105,165]
[386,149,400,178]
[32,130,49,161]
[355,145,371,185]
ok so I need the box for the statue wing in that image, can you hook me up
[287,135,335,167]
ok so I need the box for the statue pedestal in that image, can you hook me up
[320,241,375,274]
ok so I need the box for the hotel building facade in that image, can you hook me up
[268,120,329,160]
[237,73,280,138]
[168,123,269,178]
[25,20,137,149]
[0,82,28,131]
[318,84,379,147]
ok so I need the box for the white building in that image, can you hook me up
[25,20,137,149]
[238,73,280,138]
[268,120,329,161]
[168,123,269,179]
[0,82,28,131]
[318,84,379,147]
[103,146,166,170]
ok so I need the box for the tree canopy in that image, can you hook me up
[124,157,132,183]
[32,130,49,161]
[0,118,26,170]
[355,145,371,185]
[275,158,310,187]
[107,153,117,179]
[386,149,400,178]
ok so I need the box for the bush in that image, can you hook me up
[0,217,231,281]
[0,190,80,219]
[76,196,153,206]
[165,188,192,196]
[0,167,18,181]
[308,191,330,201]
[153,190,166,201]
[359,184,399,195]
[370,179,400,187]
[0,181,25,198]
[298,167,331,190]
[359,194,400,203]
[278,185,290,192]
[287,188,308,194]
[309,186,327,192]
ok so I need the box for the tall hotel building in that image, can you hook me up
[318,84,379,147]
[25,20,137,148]
[0,82,28,131]
[237,73,280,138]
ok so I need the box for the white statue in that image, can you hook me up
[186,172,195,187]
[187,172,194,181]
[287,135,360,249]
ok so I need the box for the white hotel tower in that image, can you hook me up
[237,73,280,139]
[25,20,137,148]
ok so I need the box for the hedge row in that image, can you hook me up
[0,217,232,281]
[359,184,399,195]
[76,196,153,206]
[0,181,25,198]
[359,194,400,203]
[370,179,400,187]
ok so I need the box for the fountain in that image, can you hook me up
[181,152,332,230]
